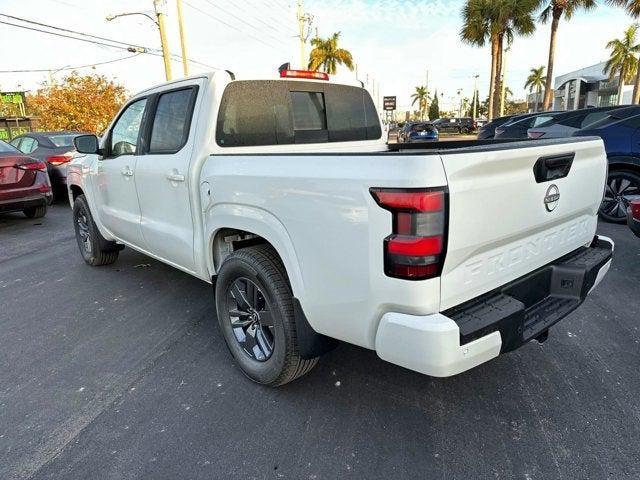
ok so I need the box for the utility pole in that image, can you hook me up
[153,0,172,81]
[425,69,429,119]
[500,47,509,117]
[176,0,189,77]
[297,0,307,69]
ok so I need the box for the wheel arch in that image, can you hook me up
[608,156,640,174]
[205,204,306,301]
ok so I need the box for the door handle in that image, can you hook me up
[120,166,134,177]
[166,172,185,182]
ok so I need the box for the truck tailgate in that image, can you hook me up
[439,138,607,311]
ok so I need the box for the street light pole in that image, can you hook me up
[176,0,189,77]
[153,0,173,81]
[471,74,479,120]
[500,47,509,117]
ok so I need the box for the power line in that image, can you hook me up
[182,0,284,53]
[0,53,142,73]
[200,0,289,47]
[250,0,297,33]
[0,14,219,70]
[234,0,297,37]
[0,13,150,51]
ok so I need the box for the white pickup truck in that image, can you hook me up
[68,69,614,386]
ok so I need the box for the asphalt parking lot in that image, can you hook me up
[1,202,639,480]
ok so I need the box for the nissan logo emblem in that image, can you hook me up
[544,184,560,212]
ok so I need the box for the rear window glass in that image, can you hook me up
[216,80,381,147]
[0,140,19,153]
[291,91,326,130]
[411,124,432,132]
[49,134,78,147]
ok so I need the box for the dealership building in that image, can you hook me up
[551,62,633,110]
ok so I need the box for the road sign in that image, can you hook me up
[383,96,396,111]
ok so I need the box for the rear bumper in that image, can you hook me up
[0,195,49,213]
[375,235,614,377]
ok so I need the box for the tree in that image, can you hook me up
[27,72,126,134]
[524,66,547,111]
[607,1,640,102]
[538,0,597,110]
[411,86,429,120]
[308,32,354,74]
[461,0,537,119]
[604,24,640,104]
[429,89,440,119]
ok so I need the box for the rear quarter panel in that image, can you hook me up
[202,153,448,349]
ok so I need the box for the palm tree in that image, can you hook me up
[604,24,640,104]
[461,0,537,119]
[411,86,429,120]
[307,32,354,75]
[524,66,547,111]
[607,1,640,102]
[538,0,597,110]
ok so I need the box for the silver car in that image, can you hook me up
[527,106,625,139]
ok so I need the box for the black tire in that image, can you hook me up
[599,170,640,224]
[23,204,47,219]
[73,194,120,266]
[461,127,470,135]
[215,244,318,386]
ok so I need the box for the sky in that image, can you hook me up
[0,0,633,114]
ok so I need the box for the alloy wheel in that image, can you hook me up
[76,211,92,254]
[601,175,640,220]
[226,278,275,362]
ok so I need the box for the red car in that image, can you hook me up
[0,140,52,218]
[629,199,640,238]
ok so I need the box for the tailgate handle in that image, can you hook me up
[533,153,575,183]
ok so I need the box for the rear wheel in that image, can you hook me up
[461,127,470,135]
[215,245,318,386]
[73,194,120,266]
[599,170,640,223]
[23,204,47,219]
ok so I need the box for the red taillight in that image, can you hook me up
[528,131,545,139]
[16,161,47,172]
[631,200,640,220]
[47,155,72,166]
[280,69,329,81]
[371,188,447,280]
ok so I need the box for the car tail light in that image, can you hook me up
[370,187,448,280]
[16,161,47,171]
[279,69,329,81]
[631,199,640,220]
[528,131,545,139]
[47,155,73,166]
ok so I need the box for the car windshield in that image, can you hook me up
[48,134,79,147]
[0,140,20,153]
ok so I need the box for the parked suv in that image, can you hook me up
[574,108,640,223]
[433,117,476,134]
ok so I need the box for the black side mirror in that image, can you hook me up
[74,134,101,155]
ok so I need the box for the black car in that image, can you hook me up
[477,114,516,139]
[433,117,476,134]
[494,111,564,139]
[10,131,88,197]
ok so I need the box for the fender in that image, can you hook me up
[204,203,306,303]
[608,155,640,171]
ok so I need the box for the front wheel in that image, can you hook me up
[73,194,120,266]
[215,245,318,386]
[599,170,640,223]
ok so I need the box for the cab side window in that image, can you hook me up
[149,88,196,153]
[110,98,147,157]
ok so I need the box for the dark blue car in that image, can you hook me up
[405,122,439,143]
[574,106,640,223]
